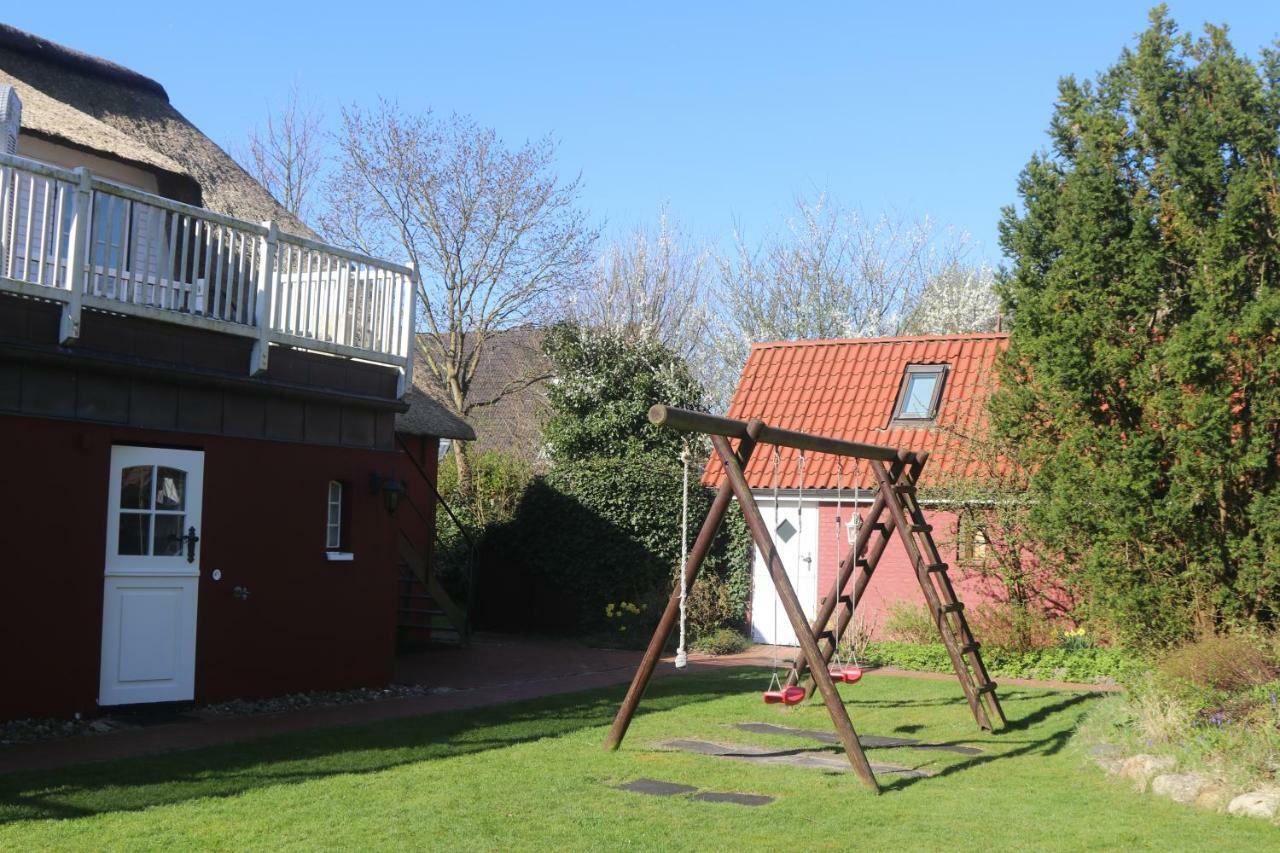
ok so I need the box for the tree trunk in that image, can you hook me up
[451,438,474,503]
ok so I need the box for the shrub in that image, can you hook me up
[692,627,750,656]
[474,454,752,635]
[965,602,1057,653]
[863,640,1144,684]
[882,602,936,644]
[1159,635,1278,693]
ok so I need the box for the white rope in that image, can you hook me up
[675,443,692,669]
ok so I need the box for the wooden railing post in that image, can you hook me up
[58,166,91,344]
[250,219,278,376]
[398,260,417,398]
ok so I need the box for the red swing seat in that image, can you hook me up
[828,667,846,683]
[841,666,864,684]
[762,685,806,705]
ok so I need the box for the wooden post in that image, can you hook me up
[58,166,91,344]
[603,430,760,751]
[250,220,277,376]
[713,429,880,792]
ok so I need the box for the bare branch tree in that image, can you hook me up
[901,263,1001,335]
[568,205,711,361]
[242,84,325,222]
[322,102,597,491]
[709,192,969,408]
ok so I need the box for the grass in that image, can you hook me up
[0,670,1274,850]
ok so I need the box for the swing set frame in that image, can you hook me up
[603,405,1007,793]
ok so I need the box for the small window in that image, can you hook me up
[958,514,991,566]
[892,364,948,424]
[326,481,343,549]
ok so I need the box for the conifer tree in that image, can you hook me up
[995,7,1280,642]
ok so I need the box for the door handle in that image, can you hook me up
[183,526,199,563]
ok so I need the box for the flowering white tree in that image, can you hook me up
[902,263,1001,335]
[709,192,969,408]
[567,206,710,361]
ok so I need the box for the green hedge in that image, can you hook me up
[475,453,752,635]
[863,641,1146,684]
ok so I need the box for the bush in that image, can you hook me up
[1159,634,1278,694]
[474,454,752,635]
[882,602,936,644]
[863,640,1144,684]
[966,602,1057,653]
[692,627,750,656]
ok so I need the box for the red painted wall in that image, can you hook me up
[815,501,1011,638]
[0,414,402,721]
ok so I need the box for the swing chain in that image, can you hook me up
[675,441,692,669]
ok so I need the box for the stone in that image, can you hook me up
[1227,789,1280,820]
[615,778,699,797]
[1151,772,1212,804]
[1194,784,1234,812]
[1119,754,1176,792]
[691,791,774,806]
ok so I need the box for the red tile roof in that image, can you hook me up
[704,332,1009,490]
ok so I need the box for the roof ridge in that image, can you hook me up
[749,331,1009,350]
[0,23,168,100]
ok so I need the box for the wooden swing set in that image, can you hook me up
[603,405,1007,792]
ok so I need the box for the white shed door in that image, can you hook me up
[750,499,818,646]
[99,446,203,706]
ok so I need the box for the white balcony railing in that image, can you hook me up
[0,152,415,391]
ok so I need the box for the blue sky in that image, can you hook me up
[11,2,1278,264]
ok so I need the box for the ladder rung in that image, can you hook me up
[870,523,889,534]
[976,682,998,694]
[817,630,836,641]
[892,483,916,493]
[838,595,853,607]
[910,523,933,533]
[959,642,980,655]
[856,558,871,569]
[939,602,965,614]
[924,562,948,573]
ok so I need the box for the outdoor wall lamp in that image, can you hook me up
[370,473,406,515]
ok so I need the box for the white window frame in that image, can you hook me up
[326,481,343,550]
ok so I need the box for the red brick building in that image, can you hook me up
[708,332,1022,643]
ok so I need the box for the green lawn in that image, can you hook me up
[0,670,1272,851]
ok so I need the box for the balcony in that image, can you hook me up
[0,152,416,394]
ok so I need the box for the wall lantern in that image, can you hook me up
[370,473,406,515]
[846,516,862,545]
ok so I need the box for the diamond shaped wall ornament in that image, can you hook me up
[775,518,797,543]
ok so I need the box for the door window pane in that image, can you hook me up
[153,514,186,556]
[119,512,151,555]
[120,466,153,509]
[156,468,186,510]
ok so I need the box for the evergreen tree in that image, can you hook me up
[995,7,1280,643]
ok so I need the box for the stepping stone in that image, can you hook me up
[692,791,774,806]
[658,738,933,778]
[615,778,699,796]
[611,773,696,794]
[735,722,982,755]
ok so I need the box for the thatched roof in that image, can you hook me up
[398,327,549,457]
[0,23,311,236]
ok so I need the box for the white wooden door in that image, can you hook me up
[99,446,204,706]
[750,498,818,646]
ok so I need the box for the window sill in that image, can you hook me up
[325,551,355,562]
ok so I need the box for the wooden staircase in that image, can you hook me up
[394,434,473,649]
[786,451,1006,730]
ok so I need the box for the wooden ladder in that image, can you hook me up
[786,452,1006,731]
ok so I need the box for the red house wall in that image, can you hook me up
[0,414,402,721]
[815,501,1008,638]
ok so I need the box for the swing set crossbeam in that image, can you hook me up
[604,408,1006,794]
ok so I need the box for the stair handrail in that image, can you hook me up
[395,434,477,636]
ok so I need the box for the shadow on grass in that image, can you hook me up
[0,670,762,825]
[878,690,1098,792]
